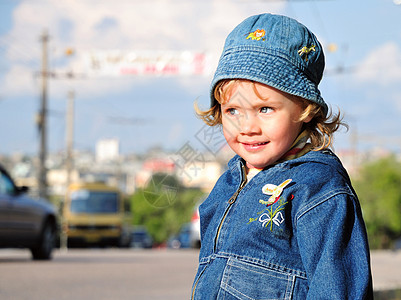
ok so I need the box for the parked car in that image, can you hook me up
[395,238,401,250]
[0,163,58,260]
[168,223,192,249]
[190,206,201,248]
[130,227,153,249]
[63,182,132,248]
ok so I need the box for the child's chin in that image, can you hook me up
[246,161,270,170]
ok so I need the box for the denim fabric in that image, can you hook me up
[191,150,373,299]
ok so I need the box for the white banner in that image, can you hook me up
[83,50,213,77]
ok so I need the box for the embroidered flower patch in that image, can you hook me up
[247,179,293,232]
[246,29,266,41]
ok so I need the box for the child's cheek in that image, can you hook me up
[222,125,235,143]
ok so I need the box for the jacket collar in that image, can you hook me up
[227,149,343,177]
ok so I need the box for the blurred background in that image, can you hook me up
[0,0,401,296]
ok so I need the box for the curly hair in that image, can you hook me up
[194,79,347,151]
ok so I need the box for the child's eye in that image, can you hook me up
[227,108,239,116]
[260,107,273,114]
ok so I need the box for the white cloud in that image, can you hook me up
[1,0,285,99]
[3,65,38,97]
[355,42,401,86]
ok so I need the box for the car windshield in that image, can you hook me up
[70,190,119,214]
[133,231,148,238]
[0,170,16,195]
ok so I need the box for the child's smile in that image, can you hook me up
[242,141,269,152]
[221,80,311,170]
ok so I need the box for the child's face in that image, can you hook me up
[220,80,310,170]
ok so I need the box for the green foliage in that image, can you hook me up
[130,173,205,245]
[353,156,401,249]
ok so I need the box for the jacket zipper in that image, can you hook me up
[191,267,206,300]
[191,163,247,300]
[214,163,247,252]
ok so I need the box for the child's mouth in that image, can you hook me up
[242,142,268,151]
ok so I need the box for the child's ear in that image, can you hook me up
[303,113,313,123]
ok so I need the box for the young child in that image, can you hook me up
[191,13,373,299]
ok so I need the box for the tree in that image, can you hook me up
[130,173,205,245]
[353,156,401,249]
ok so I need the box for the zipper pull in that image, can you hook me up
[228,165,247,204]
[228,193,237,204]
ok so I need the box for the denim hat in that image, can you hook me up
[211,13,328,115]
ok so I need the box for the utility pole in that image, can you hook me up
[65,90,74,188]
[61,90,75,251]
[38,30,49,199]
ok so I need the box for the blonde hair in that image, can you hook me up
[194,79,347,151]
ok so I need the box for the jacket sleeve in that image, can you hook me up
[296,192,373,299]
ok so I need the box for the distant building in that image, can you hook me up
[176,160,222,192]
[96,139,120,163]
[135,158,175,188]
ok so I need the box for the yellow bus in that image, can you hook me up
[63,182,132,247]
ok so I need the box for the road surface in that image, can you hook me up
[0,249,400,299]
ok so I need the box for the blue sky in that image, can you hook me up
[0,0,400,156]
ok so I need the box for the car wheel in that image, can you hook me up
[191,240,201,249]
[31,221,56,260]
[119,236,131,248]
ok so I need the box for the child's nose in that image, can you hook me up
[240,115,261,135]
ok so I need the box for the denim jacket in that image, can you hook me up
[191,150,373,299]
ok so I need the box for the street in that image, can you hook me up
[0,248,199,300]
[0,248,400,300]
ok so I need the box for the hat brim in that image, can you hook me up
[210,46,328,115]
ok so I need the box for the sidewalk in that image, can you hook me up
[371,250,401,291]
